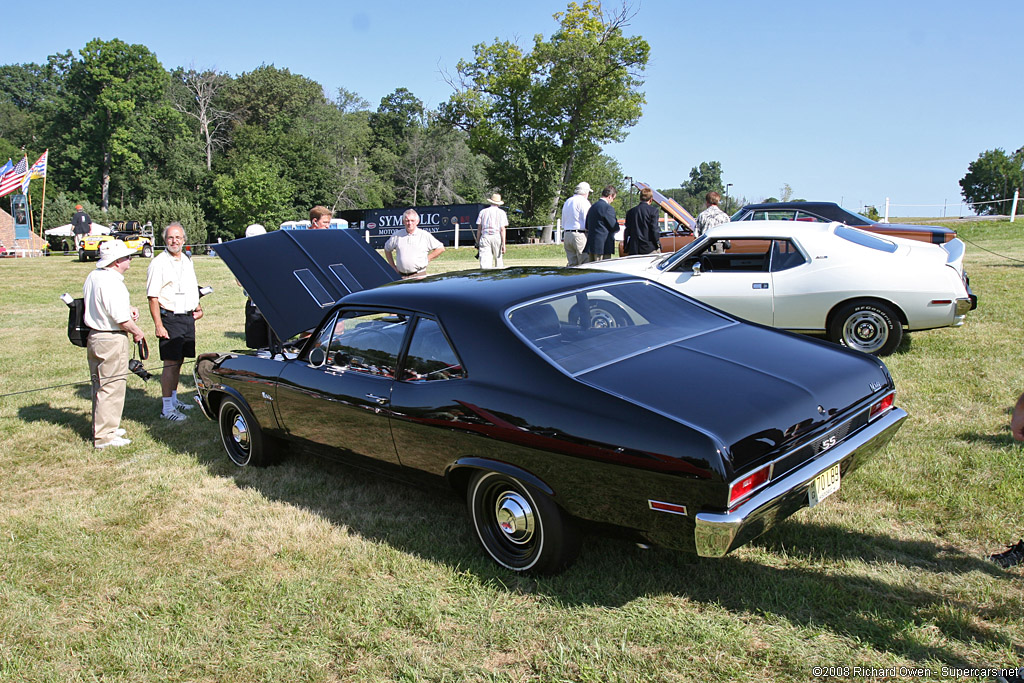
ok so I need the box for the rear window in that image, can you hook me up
[508,282,732,376]
[835,226,898,253]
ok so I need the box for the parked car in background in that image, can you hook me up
[193,230,907,574]
[585,221,975,356]
[79,220,154,261]
[731,202,956,244]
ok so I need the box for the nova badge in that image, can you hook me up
[261,391,274,401]
[869,381,882,392]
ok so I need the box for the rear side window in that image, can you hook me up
[835,226,898,253]
[401,318,465,382]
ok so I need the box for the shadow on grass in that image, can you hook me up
[18,384,155,442]
[958,429,1021,448]
[187,444,1017,670]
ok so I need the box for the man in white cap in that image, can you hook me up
[561,181,591,266]
[83,241,146,449]
[474,193,508,269]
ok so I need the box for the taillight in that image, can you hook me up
[728,464,770,508]
[869,392,894,421]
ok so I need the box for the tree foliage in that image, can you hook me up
[960,147,1024,216]
[51,39,178,209]
[446,0,648,231]
[1,5,647,241]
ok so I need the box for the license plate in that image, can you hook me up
[809,464,841,507]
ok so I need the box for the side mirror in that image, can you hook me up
[692,262,702,276]
[308,346,327,368]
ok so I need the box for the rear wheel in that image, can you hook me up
[468,470,579,574]
[828,301,903,356]
[78,247,86,262]
[217,397,277,467]
[142,243,153,258]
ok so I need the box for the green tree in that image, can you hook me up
[51,39,177,210]
[960,147,1023,216]
[212,156,295,235]
[0,57,67,145]
[446,1,648,234]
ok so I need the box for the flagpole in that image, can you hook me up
[27,192,36,248]
[38,150,48,249]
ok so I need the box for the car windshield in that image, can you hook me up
[834,226,898,253]
[655,236,709,271]
[507,281,732,376]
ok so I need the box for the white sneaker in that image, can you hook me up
[161,410,187,422]
[96,436,131,449]
[114,428,127,437]
[174,399,194,411]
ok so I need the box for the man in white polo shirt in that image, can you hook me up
[83,241,146,449]
[384,209,445,279]
[474,193,508,269]
[561,181,591,266]
[147,221,203,421]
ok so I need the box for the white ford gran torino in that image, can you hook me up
[582,221,975,356]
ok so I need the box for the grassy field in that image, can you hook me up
[0,227,1021,682]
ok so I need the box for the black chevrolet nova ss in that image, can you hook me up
[194,230,907,573]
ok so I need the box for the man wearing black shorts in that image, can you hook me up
[147,222,203,420]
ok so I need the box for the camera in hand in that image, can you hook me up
[128,359,152,382]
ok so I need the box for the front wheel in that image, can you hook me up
[828,301,903,356]
[78,247,86,262]
[568,300,632,329]
[468,471,579,574]
[217,396,277,467]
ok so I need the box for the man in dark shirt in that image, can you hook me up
[623,187,660,255]
[583,185,618,262]
[72,204,91,248]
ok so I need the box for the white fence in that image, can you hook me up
[882,190,1019,223]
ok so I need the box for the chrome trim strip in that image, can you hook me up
[694,408,907,557]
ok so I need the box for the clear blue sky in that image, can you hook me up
[3,0,1020,217]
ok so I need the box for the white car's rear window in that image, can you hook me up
[835,226,898,253]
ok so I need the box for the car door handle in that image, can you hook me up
[752,283,769,290]
[366,393,389,405]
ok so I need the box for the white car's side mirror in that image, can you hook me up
[692,262,702,276]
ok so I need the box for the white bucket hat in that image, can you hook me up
[486,193,504,205]
[575,181,591,195]
[96,240,134,269]
[245,224,267,238]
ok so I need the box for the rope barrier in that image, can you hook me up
[0,359,196,400]
[959,236,1024,264]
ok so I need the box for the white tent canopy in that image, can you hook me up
[45,223,111,237]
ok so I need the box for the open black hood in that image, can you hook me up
[215,229,399,340]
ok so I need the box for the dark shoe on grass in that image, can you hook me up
[990,540,1024,569]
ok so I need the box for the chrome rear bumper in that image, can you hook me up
[693,408,907,557]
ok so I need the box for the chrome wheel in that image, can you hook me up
[843,309,889,354]
[468,470,579,574]
[829,301,903,356]
[216,397,278,467]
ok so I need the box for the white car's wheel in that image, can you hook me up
[829,301,903,356]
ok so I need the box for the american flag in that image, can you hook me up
[21,150,47,193]
[0,156,28,198]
